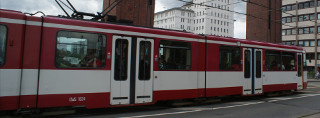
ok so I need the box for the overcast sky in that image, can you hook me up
[0,0,246,39]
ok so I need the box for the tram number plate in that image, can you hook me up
[69,97,86,102]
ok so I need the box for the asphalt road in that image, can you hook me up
[54,81,320,118]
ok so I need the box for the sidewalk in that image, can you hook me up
[303,112,320,118]
[307,79,320,82]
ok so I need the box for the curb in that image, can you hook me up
[307,79,320,82]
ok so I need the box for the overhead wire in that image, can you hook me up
[177,0,320,36]
[177,0,295,29]
[240,0,318,27]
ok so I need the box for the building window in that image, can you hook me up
[310,1,315,7]
[292,41,296,45]
[219,46,241,71]
[286,29,291,35]
[159,40,192,70]
[292,16,296,22]
[298,28,304,34]
[292,29,297,35]
[304,2,310,8]
[310,27,315,33]
[298,41,304,46]
[292,4,296,10]
[282,6,287,11]
[0,25,7,66]
[56,31,106,68]
[298,15,304,21]
[299,3,304,9]
[303,14,309,21]
[286,5,292,11]
[310,40,315,46]
[307,53,315,60]
[310,14,315,20]
[304,40,310,46]
[265,50,281,71]
[317,53,320,60]
[304,27,310,34]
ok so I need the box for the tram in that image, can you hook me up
[0,9,307,111]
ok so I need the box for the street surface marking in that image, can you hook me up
[120,94,320,118]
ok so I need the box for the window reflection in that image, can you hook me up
[159,40,191,70]
[282,52,296,71]
[114,39,128,81]
[265,50,281,71]
[139,41,151,80]
[56,31,106,68]
[219,46,241,71]
[0,25,7,66]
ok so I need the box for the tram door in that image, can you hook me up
[110,36,154,105]
[243,48,263,95]
[135,38,154,104]
[297,53,303,90]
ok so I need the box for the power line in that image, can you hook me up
[177,0,320,40]
[177,0,295,28]
[240,0,319,27]
[180,0,320,34]
[177,0,268,22]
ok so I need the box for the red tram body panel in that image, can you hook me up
[0,9,307,111]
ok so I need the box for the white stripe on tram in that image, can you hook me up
[0,17,303,52]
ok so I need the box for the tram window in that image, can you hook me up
[55,31,106,68]
[159,40,191,70]
[298,54,302,77]
[114,39,129,81]
[282,52,296,71]
[138,41,151,80]
[265,50,281,71]
[219,46,241,71]
[0,25,7,66]
[244,50,251,78]
[256,51,262,78]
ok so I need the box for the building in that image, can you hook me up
[246,0,282,43]
[154,8,195,32]
[281,0,319,71]
[103,0,155,27]
[154,0,234,37]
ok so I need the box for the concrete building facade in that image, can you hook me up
[154,8,195,32]
[282,0,319,71]
[154,0,234,37]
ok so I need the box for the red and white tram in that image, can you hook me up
[0,9,307,111]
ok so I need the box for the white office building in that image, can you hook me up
[154,0,234,37]
[154,8,195,32]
